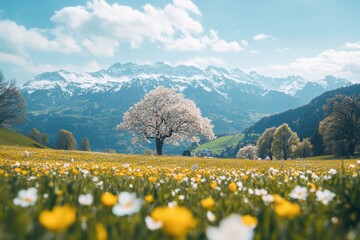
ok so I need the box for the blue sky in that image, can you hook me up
[1,0,360,84]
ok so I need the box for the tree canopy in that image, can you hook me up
[271,124,299,160]
[56,129,77,150]
[319,95,360,156]
[256,127,276,160]
[117,87,215,155]
[0,72,26,127]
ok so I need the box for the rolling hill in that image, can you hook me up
[0,129,44,148]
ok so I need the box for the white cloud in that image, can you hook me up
[276,47,291,52]
[253,33,277,42]
[253,49,360,82]
[81,60,103,72]
[204,30,242,52]
[49,0,239,54]
[82,37,119,57]
[0,51,103,76]
[173,0,201,15]
[176,56,225,69]
[240,40,248,47]
[344,41,360,50]
[0,20,81,54]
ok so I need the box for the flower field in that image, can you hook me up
[0,146,359,240]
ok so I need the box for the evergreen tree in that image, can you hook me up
[271,124,299,160]
[56,129,77,150]
[256,127,276,160]
[80,137,91,151]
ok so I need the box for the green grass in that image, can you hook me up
[305,154,360,160]
[194,134,243,155]
[0,128,44,148]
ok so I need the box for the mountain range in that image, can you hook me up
[19,62,353,153]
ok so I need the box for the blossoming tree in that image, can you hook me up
[116,87,215,155]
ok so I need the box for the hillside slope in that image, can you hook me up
[0,129,44,148]
[193,134,244,157]
[244,84,360,138]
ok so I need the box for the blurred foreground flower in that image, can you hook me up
[112,192,142,216]
[13,187,37,207]
[39,205,76,232]
[144,195,154,203]
[145,216,163,230]
[316,189,336,205]
[289,186,307,200]
[206,214,257,240]
[229,182,238,192]
[201,197,215,209]
[101,192,117,207]
[96,223,108,240]
[274,195,301,218]
[151,206,197,238]
[78,193,93,206]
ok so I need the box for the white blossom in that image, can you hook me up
[78,193,93,206]
[145,216,163,230]
[206,214,256,240]
[289,186,307,200]
[112,192,142,216]
[316,189,336,205]
[13,187,37,207]
[116,87,215,154]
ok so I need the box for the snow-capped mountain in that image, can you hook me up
[20,62,352,153]
[23,62,350,98]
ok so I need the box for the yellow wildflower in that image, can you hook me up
[145,195,154,203]
[242,215,258,228]
[96,223,108,240]
[201,197,215,209]
[101,192,118,207]
[148,176,157,183]
[210,181,217,189]
[229,182,237,192]
[274,200,301,218]
[151,206,197,238]
[39,205,76,232]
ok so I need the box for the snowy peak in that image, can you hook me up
[22,62,352,100]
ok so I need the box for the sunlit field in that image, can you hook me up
[0,146,359,240]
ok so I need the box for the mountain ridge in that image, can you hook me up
[19,62,353,153]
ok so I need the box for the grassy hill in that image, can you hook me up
[193,134,244,156]
[0,128,44,148]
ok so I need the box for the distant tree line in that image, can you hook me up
[240,94,360,159]
[237,123,313,160]
[29,127,91,151]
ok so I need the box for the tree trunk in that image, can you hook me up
[348,140,356,156]
[156,138,164,155]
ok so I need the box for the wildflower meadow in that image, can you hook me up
[0,146,360,240]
